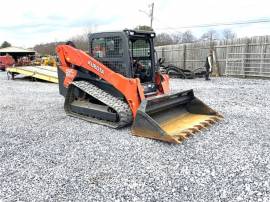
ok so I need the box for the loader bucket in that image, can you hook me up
[131,90,223,144]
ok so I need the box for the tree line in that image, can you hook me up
[1,26,237,55]
[154,29,236,46]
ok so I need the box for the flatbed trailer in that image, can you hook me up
[6,66,58,83]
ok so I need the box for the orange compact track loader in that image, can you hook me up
[56,29,223,144]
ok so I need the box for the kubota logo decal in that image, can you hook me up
[88,61,104,74]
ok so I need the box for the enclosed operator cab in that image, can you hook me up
[89,30,157,95]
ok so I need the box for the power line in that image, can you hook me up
[155,18,270,31]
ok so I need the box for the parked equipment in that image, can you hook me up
[31,55,57,67]
[192,67,207,78]
[159,58,206,79]
[16,56,31,66]
[6,55,58,83]
[56,30,222,144]
[159,58,194,79]
[41,56,57,67]
[0,55,15,71]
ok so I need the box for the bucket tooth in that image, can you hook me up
[194,124,204,130]
[174,137,183,143]
[192,127,201,132]
[205,120,212,125]
[182,129,195,136]
[171,132,188,141]
[186,132,193,137]
[194,127,203,133]
[188,127,200,133]
[211,118,219,123]
[179,133,189,139]
[179,132,190,139]
[198,123,208,129]
[205,119,216,124]
[212,116,223,121]
[217,114,224,118]
[200,121,210,127]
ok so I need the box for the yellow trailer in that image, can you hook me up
[6,66,58,83]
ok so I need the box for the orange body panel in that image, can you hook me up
[56,45,169,118]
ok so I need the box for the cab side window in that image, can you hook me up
[91,37,123,58]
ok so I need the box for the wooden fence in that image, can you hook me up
[155,35,270,78]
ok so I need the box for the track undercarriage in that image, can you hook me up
[64,80,132,128]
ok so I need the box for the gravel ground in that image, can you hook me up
[0,72,270,201]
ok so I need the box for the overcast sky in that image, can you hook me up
[1,0,270,47]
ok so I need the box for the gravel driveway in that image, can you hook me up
[0,72,269,201]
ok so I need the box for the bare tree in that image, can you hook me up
[200,30,219,41]
[70,28,92,51]
[171,32,183,44]
[181,31,196,43]
[70,35,88,51]
[154,31,196,46]
[222,29,236,40]
[34,42,65,55]
[154,33,174,46]
[33,29,92,55]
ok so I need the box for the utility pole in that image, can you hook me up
[139,2,154,28]
[150,2,154,28]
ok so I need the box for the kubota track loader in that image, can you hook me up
[56,29,223,144]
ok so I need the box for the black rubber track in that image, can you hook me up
[64,80,133,128]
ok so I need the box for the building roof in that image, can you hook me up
[0,46,35,53]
